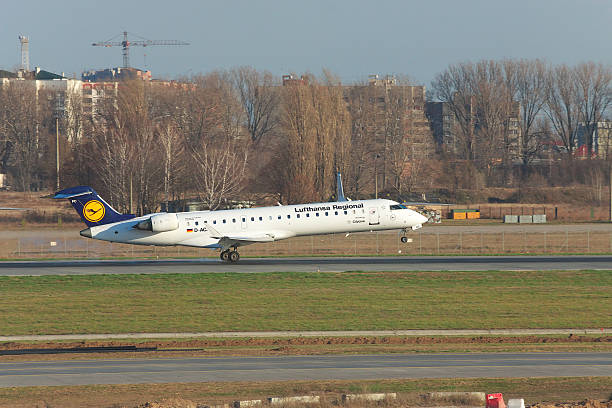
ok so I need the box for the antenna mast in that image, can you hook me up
[18,35,29,71]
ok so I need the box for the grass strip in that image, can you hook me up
[0,377,610,408]
[0,270,610,335]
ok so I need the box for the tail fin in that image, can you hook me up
[336,172,348,202]
[54,186,135,227]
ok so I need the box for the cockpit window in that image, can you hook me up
[390,204,407,210]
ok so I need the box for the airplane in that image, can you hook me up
[53,173,428,262]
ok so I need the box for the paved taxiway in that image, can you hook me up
[1,255,612,275]
[1,353,610,387]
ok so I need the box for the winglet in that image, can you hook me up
[336,172,348,202]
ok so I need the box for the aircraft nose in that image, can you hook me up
[417,213,428,224]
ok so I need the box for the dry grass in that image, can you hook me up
[0,377,610,408]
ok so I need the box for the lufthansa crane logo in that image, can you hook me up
[83,200,105,223]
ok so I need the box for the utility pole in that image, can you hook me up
[609,160,612,222]
[54,92,62,190]
[56,117,60,190]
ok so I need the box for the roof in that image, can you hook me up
[0,70,17,79]
[35,70,65,80]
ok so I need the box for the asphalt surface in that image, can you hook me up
[1,255,612,275]
[1,353,610,387]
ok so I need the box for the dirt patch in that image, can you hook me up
[135,397,199,408]
[132,397,612,408]
[530,399,612,408]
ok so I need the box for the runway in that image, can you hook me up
[1,255,612,275]
[1,353,610,387]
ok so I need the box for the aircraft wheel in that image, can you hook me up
[220,250,230,262]
[400,236,408,243]
[228,250,240,263]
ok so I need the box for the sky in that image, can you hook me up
[1,0,611,86]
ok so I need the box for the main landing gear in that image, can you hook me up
[220,248,240,263]
[400,228,410,243]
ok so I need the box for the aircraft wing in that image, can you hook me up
[205,223,277,250]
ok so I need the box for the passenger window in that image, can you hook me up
[316,213,319,217]
[232,218,236,223]
[325,212,328,216]
[251,217,254,221]
[334,211,338,215]
[297,214,300,218]
[242,218,246,222]
[344,210,347,215]
[269,216,272,220]
[306,213,310,217]
[278,215,281,220]
[287,214,291,219]
[213,220,216,224]
[195,221,199,226]
[204,220,207,223]
[259,217,263,221]
[223,219,226,224]
[187,222,190,226]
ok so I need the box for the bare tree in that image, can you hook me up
[574,62,612,156]
[544,64,581,158]
[275,72,351,203]
[157,120,185,207]
[432,61,517,185]
[0,82,47,191]
[231,66,279,145]
[431,63,477,161]
[345,82,379,196]
[184,72,251,209]
[503,59,548,173]
[190,136,250,210]
[89,81,164,214]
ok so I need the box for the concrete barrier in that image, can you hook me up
[533,214,547,223]
[427,392,486,404]
[233,400,262,407]
[508,399,525,408]
[518,215,533,223]
[503,215,518,223]
[268,396,319,405]
[342,393,397,402]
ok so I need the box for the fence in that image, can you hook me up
[2,229,612,259]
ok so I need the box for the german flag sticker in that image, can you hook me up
[186,228,193,232]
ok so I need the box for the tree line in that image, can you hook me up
[0,60,611,212]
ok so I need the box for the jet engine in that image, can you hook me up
[135,213,179,232]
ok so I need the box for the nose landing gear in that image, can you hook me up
[220,248,241,263]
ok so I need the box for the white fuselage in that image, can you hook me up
[84,198,427,248]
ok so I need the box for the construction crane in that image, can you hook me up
[92,31,189,68]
